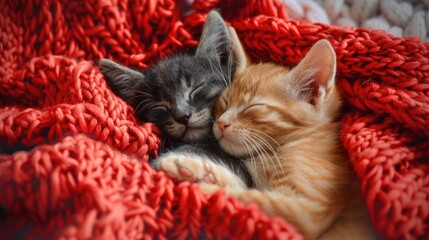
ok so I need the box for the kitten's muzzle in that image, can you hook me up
[216,121,230,136]
[176,113,191,125]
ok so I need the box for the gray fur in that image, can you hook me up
[100,11,234,143]
[99,11,253,186]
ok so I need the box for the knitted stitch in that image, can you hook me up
[1,0,428,239]
[274,0,429,41]
[321,0,429,40]
[280,0,330,24]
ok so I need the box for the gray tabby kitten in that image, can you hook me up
[99,11,252,187]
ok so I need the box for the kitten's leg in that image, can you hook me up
[152,152,247,192]
[198,187,343,239]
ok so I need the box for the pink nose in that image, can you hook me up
[217,121,230,134]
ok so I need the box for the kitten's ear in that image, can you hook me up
[227,26,249,73]
[99,58,144,103]
[288,40,337,105]
[195,11,230,62]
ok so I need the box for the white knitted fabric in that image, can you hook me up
[279,0,429,41]
[179,0,429,41]
[281,0,331,24]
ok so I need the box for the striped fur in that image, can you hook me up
[209,39,378,239]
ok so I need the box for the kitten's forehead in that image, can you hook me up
[151,55,216,85]
[228,63,287,103]
[144,53,227,114]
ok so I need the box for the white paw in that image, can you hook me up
[152,152,247,192]
[153,153,220,185]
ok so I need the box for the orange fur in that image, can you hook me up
[209,37,378,239]
[155,29,378,239]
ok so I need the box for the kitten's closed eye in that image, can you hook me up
[100,10,236,143]
[214,39,340,157]
[243,104,267,113]
[190,84,204,98]
[208,39,378,240]
[148,105,168,112]
[146,105,170,122]
[189,84,212,102]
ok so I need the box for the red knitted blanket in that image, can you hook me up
[1,0,428,239]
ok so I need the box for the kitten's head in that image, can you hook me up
[100,11,235,142]
[213,39,341,157]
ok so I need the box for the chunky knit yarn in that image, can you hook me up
[1,0,428,239]
[274,0,429,41]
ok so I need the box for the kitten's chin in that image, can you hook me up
[214,128,248,157]
[181,127,209,142]
[166,122,209,142]
[217,137,249,157]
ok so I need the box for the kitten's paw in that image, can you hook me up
[153,153,247,192]
[199,182,223,194]
[153,153,221,185]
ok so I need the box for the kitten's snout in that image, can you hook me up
[176,113,191,125]
[216,110,237,135]
[174,105,191,125]
[217,121,230,134]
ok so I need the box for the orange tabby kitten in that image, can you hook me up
[155,28,377,239]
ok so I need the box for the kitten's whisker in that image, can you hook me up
[226,43,234,91]
[247,136,275,187]
[127,95,147,101]
[247,129,286,177]
[216,63,230,91]
[206,44,233,93]
[238,135,256,174]
[247,128,281,148]
[246,131,285,178]
[208,58,228,91]
[127,91,153,102]
[245,132,281,178]
[241,133,271,177]
[132,91,155,100]
[239,133,263,186]
[135,99,155,114]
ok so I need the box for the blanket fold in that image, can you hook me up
[1,0,428,239]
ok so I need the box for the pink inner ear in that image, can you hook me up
[290,40,336,99]
[305,40,336,89]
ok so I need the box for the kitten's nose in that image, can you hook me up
[177,113,191,125]
[217,121,230,134]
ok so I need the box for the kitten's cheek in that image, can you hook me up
[166,124,187,139]
[213,125,221,139]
